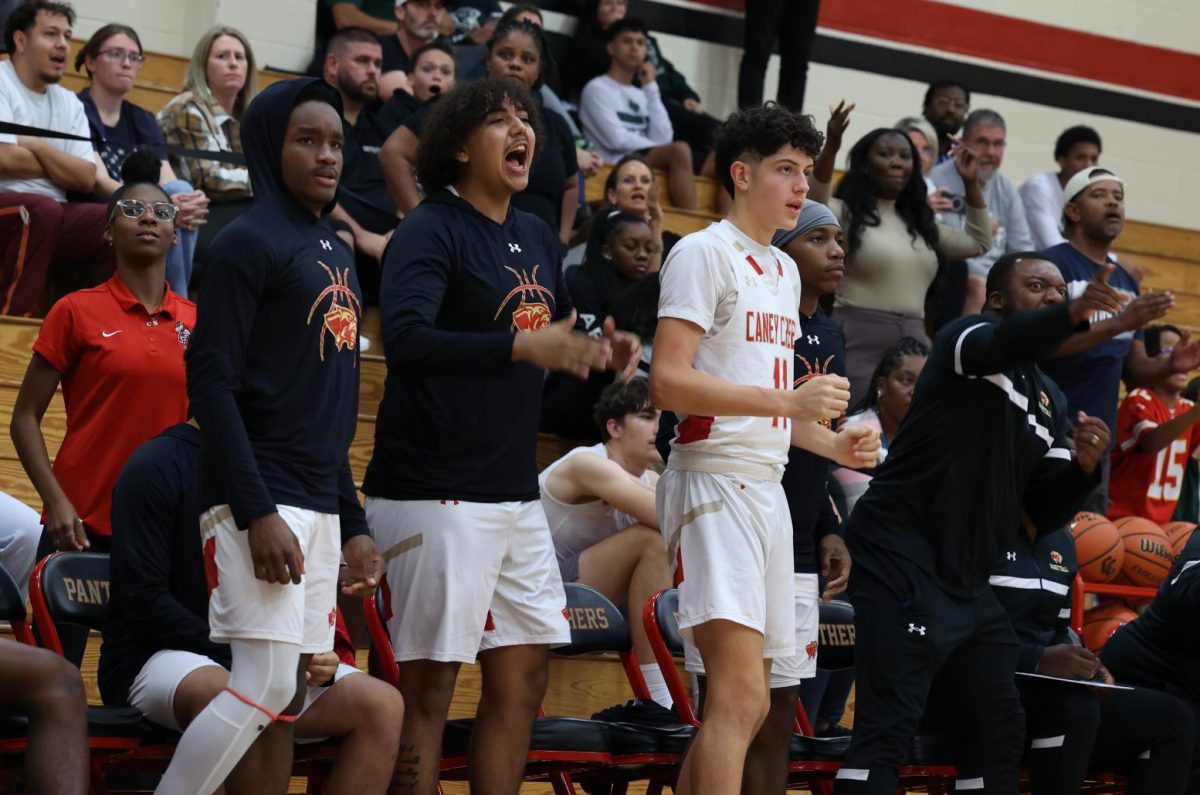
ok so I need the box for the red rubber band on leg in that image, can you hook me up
[223,687,298,723]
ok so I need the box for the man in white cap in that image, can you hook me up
[1041,166,1200,513]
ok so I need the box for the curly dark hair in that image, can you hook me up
[713,103,824,198]
[851,336,930,416]
[834,128,938,257]
[1054,125,1102,160]
[593,377,654,440]
[5,0,75,54]
[415,76,543,194]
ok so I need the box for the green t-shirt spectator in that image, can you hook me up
[332,0,395,23]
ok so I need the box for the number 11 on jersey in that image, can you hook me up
[772,357,789,429]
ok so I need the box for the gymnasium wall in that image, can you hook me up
[67,0,1200,231]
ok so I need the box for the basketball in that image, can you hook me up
[1163,521,1196,557]
[1081,601,1138,651]
[1113,516,1176,587]
[1070,512,1124,583]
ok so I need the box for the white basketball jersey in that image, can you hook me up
[539,444,647,565]
[657,220,802,474]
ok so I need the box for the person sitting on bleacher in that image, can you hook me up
[75,23,208,297]
[0,637,88,793]
[1108,324,1200,524]
[322,26,396,300]
[99,422,404,794]
[10,149,194,559]
[330,0,400,37]
[579,17,700,211]
[540,378,673,707]
[543,212,661,438]
[0,0,114,317]
[376,41,458,215]
[376,0,447,101]
[158,25,256,270]
[1019,125,1102,250]
[576,153,678,272]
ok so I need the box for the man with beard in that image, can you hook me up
[1041,167,1200,513]
[921,79,969,163]
[0,0,114,316]
[378,0,446,100]
[324,26,396,299]
[930,109,1034,313]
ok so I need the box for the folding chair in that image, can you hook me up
[28,552,178,794]
[556,582,693,795]
[362,577,612,794]
[641,588,846,791]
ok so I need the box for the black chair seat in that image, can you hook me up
[134,720,181,747]
[604,720,694,756]
[85,706,151,739]
[442,716,611,759]
[790,732,850,761]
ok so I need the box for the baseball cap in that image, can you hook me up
[1062,167,1125,209]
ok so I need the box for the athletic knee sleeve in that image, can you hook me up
[154,640,300,795]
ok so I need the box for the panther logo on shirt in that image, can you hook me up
[794,353,837,428]
[494,265,554,332]
[307,261,361,362]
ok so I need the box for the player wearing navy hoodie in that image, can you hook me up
[363,75,639,795]
[159,78,384,795]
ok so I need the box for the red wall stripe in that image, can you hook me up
[685,0,1200,102]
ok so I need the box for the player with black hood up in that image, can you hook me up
[159,78,384,795]
[834,251,1124,795]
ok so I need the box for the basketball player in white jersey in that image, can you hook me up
[649,104,881,795]
[539,378,673,706]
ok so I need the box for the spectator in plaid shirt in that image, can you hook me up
[158,25,257,271]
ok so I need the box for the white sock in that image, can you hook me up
[640,663,673,708]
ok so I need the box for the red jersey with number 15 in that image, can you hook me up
[1109,388,1200,524]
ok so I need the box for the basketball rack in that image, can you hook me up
[1068,573,1156,636]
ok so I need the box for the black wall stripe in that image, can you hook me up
[540,0,1200,134]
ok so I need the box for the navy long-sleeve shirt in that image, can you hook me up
[988,527,1076,674]
[363,189,573,503]
[783,309,846,574]
[185,79,367,542]
[99,424,230,706]
[846,303,1099,597]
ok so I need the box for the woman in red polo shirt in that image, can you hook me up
[10,149,196,553]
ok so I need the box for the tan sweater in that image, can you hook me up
[810,178,992,317]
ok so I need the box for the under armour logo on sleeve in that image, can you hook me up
[1006,551,1017,561]
[320,239,333,251]
[509,243,522,253]
[908,623,927,635]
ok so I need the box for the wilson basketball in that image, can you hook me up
[1070,512,1124,583]
[1114,516,1175,587]
[1081,601,1138,652]
[1163,521,1196,557]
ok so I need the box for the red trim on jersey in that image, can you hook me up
[203,535,219,595]
[484,610,496,632]
[745,255,764,275]
[774,257,783,277]
[676,415,715,444]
